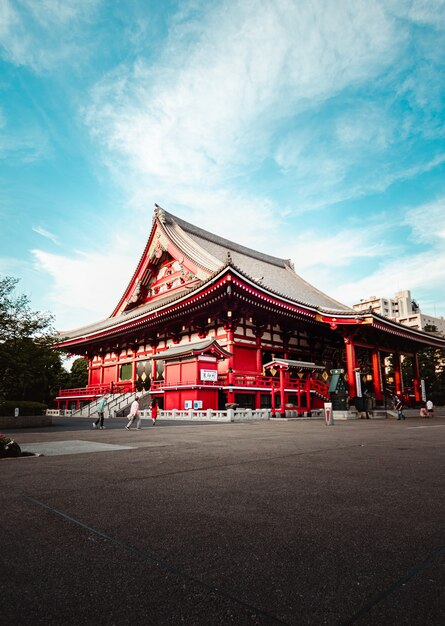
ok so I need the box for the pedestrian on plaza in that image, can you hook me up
[151,399,159,426]
[93,395,107,429]
[419,404,428,418]
[426,398,434,418]
[126,395,141,430]
[395,396,405,420]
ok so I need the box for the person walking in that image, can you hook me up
[395,396,405,420]
[93,395,107,429]
[151,400,159,426]
[426,399,434,418]
[126,395,141,430]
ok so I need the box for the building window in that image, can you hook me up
[120,363,132,380]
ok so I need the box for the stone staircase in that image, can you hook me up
[71,392,145,418]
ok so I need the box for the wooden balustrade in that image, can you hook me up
[58,375,329,399]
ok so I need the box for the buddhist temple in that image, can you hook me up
[56,205,445,414]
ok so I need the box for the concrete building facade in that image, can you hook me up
[353,290,445,334]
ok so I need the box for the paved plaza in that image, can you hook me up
[2,412,445,625]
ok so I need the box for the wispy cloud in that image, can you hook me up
[0,0,99,72]
[85,1,399,195]
[32,246,137,329]
[333,248,445,312]
[404,198,445,243]
[32,226,60,245]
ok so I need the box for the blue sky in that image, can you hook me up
[1,0,445,331]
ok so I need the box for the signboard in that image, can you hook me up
[200,369,218,382]
[184,400,192,409]
[420,379,426,402]
[355,371,362,397]
[14,407,19,417]
[193,401,203,409]
[324,402,333,426]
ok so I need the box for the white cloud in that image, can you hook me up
[32,247,137,330]
[333,248,445,310]
[85,0,399,194]
[32,226,60,245]
[0,123,51,162]
[284,222,397,271]
[0,0,99,72]
[12,0,445,327]
[404,198,445,244]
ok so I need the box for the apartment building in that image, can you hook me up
[352,290,445,334]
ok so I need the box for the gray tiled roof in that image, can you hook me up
[152,337,231,360]
[159,208,352,312]
[58,207,352,343]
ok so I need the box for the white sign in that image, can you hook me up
[193,401,203,409]
[200,369,218,382]
[324,402,333,426]
[184,400,192,409]
[355,371,362,397]
[420,379,426,402]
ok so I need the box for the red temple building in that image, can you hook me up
[56,205,445,415]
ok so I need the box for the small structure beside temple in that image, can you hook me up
[55,205,445,415]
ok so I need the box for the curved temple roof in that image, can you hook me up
[156,206,352,313]
[57,205,445,350]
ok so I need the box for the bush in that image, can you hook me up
[0,433,21,458]
[0,401,47,417]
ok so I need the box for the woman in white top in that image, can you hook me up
[126,396,141,429]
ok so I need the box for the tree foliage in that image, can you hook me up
[69,357,88,388]
[0,276,67,403]
[401,325,445,404]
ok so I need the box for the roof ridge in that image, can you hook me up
[158,206,291,269]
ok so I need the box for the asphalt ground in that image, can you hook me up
[1,411,445,625]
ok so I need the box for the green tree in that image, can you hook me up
[415,325,445,405]
[69,357,88,388]
[0,276,66,403]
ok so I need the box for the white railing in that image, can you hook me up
[46,406,332,421]
[138,408,272,422]
[46,409,73,417]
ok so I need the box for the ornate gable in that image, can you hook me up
[112,216,204,316]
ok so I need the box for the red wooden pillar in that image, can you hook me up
[306,374,311,413]
[115,358,119,390]
[227,326,235,404]
[255,335,262,374]
[150,341,158,394]
[132,358,137,392]
[87,356,93,387]
[393,352,403,396]
[99,354,104,386]
[412,353,421,402]
[279,366,286,417]
[255,333,263,409]
[344,337,357,398]
[271,382,276,416]
[371,349,383,402]
[297,376,302,413]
